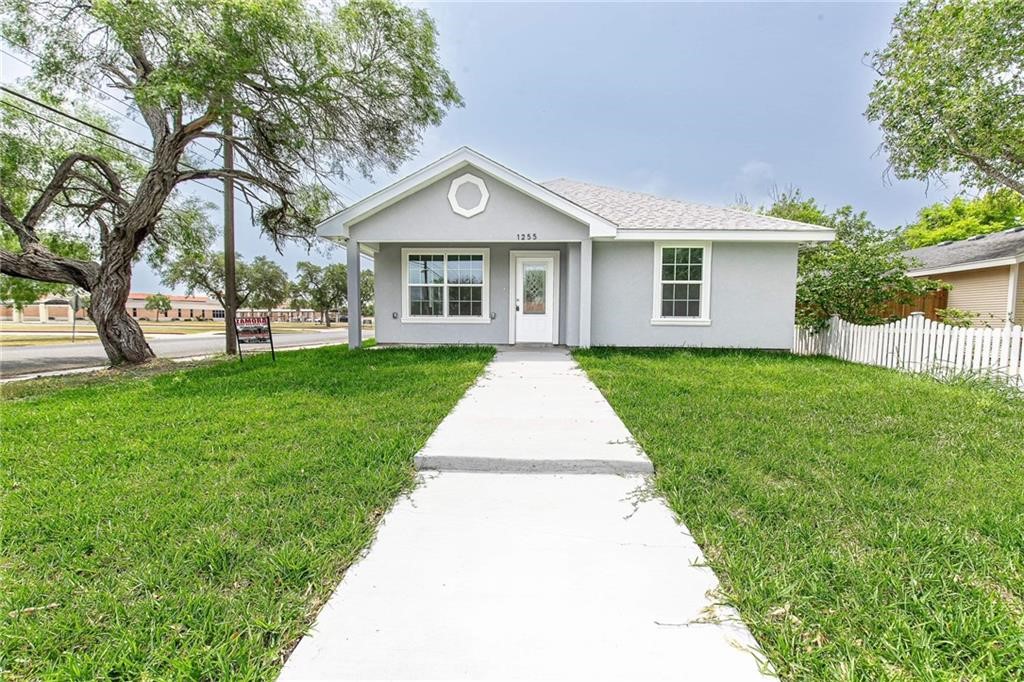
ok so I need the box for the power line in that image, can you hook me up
[4,42,364,205]
[2,84,152,154]
[0,97,152,171]
[2,48,364,215]
[1,84,231,198]
[1,44,224,163]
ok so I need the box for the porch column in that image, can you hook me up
[347,241,362,349]
[579,238,592,348]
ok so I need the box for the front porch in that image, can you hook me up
[345,239,595,349]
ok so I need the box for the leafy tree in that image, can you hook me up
[1,93,125,311]
[161,251,287,313]
[294,262,347,326]
[760,189,942,330]
[245,257,290,312]
[866,1,1024,196]
[902,189,1024,247]
[0,0,461,364]
[359,269,374,316]
[144,293,171,320]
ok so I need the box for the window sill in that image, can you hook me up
[401,316,492,325]
[650,317,711,326]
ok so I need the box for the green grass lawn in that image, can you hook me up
[1,345,493,680]
[575,348,1024,681]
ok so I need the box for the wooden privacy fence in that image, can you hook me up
[793,313,1024,388]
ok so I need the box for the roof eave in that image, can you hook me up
[610,228,836,242]
[315,147,618,241]
[908,252,1024,277]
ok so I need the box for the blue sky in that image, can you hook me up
[6,2,963,293]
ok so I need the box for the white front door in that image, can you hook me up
[514,256,556,343]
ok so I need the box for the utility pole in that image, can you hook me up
[223,115,238,355]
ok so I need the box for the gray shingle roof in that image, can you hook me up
[541,178,833,232]
[904,228,1024,271]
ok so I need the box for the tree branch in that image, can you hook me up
[0,195,37,246]
[22,153,126,232]
[0,245,98,290]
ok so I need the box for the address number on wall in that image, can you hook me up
[515,233,538,240]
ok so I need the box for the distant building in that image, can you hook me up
[904,228,1024,327]
[2,293,321,323]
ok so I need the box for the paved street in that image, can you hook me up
[0,327,358,378]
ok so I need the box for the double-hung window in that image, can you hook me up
[403,249,489,322]
[652,242,711,324]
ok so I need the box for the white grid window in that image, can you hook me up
[404,249,489,321]
[652,242,711,324]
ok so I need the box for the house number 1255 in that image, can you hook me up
[515,233,538,240]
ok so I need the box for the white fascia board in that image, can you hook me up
[314,147,618,240]
[907,253,1023,277]
[612,229,836,243]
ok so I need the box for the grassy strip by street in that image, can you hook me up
[0,335,85,347]
[574,348,1024,681]
[0,322,330,336]
[1,344,494,680]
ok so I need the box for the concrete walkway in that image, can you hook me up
[279,348,770,681]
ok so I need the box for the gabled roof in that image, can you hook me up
[543,178,834,233]
[315,147,834,243]
[316,147,617,240]
[905,228,1024,275]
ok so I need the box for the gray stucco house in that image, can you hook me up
[317,147,835,349]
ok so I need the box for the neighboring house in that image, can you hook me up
[904,228,1024,327]
[316,147,835,349]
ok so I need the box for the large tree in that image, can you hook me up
[160,251,288,312]
[0,0,461,364]
[902,189,1024,247]
[294,261,347,326]
[760,189,942,330]
[865,0,1024,196]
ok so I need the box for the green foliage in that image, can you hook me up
[575,348,1024,680]
[245,256,290,311]
[160,250,288,311]
[1,0,462,247]
[936,307,979,328]
[294,261,348,321]
[866,0,1024,195]
[359,269,375,316]
[760,189,942,330]
[903,189,1024,247]
[143,293,171,317]
[0,230,91,309]
[1,345,493,679]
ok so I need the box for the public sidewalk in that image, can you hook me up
[279,348,770,681]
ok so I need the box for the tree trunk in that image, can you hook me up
[89,245,155,365]
[324,309,331,327]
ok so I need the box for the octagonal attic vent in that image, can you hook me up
[448,173,489,218]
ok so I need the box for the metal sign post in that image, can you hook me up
[234,316,276,363]
[71,292,80,343]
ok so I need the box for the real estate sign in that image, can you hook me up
[234,316,276,362]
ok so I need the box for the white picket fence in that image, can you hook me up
[793,313,1024,388]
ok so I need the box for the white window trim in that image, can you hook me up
[401,247,491,324]
[651,241,712,326]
